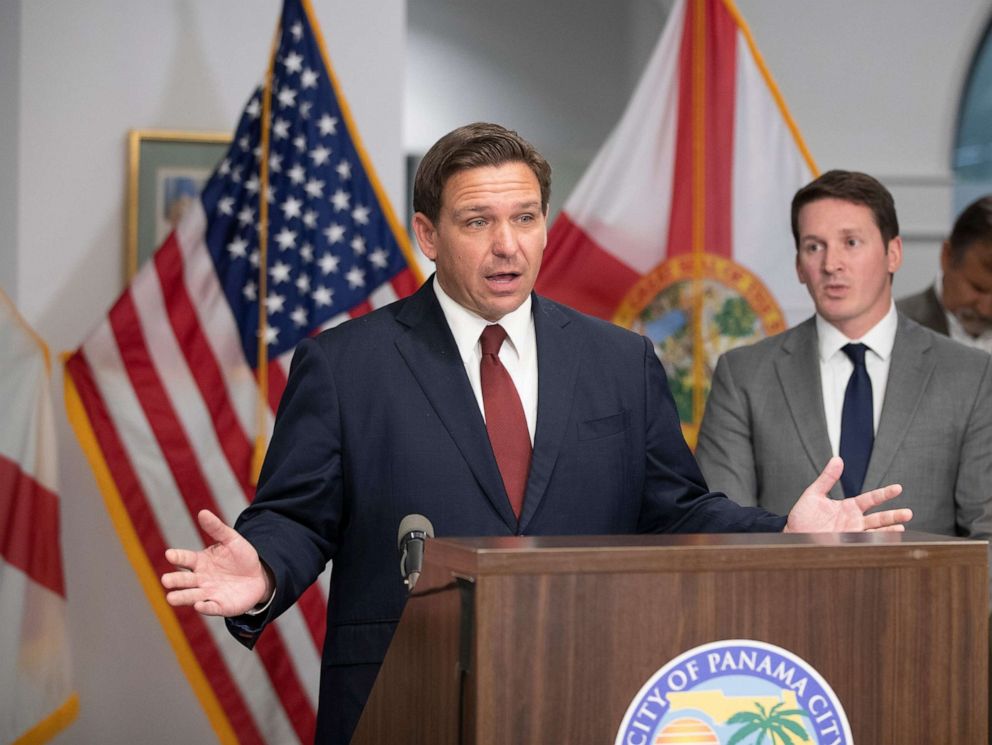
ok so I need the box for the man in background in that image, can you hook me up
[897,195,992,353]
[696,170,992,549]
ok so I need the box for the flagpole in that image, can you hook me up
[690,0,708,448]
[251,17,282,485]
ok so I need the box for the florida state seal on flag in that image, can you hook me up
[537,0,817,448]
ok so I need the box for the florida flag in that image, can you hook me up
[537,0,817,447]
[0,289,78,744]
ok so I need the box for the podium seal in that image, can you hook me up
[615,639,852,745]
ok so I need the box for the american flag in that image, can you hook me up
[64,1,420,742]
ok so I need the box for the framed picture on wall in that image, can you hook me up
[126,129,231,281]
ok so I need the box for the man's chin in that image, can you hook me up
[955,312,992,338]
[477,293,529,321]
[962,323,992,338]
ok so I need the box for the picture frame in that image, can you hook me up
[126,129,232,281]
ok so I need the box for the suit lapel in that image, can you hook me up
[775,319,841,498]
[862,317,935,490]
[518,296,579,532]
[394,282,518,531]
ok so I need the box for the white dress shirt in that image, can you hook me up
[817,302,897,456]
[432,278,538,444]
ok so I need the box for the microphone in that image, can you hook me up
[397,514,434,591]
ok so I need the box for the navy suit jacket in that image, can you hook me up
[229,279,785,743]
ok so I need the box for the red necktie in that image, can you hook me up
[480,324,532,518]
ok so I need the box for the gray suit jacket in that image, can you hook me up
[897,284,949,336]
[696,314,992,547]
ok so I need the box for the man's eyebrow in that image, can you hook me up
[452,205,490,218]
[800,227,864,242]
[452,200,542,217]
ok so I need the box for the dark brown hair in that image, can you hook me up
[413,122,551,223]
[790,170,899,248]
[947,195,992,265]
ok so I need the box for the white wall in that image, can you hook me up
[0,1,19,303]
[3,1,405,742]
[737,0,990,297]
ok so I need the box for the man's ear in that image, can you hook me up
[886,235,903,274]
[412,212,438,261]
[939,239,952,274]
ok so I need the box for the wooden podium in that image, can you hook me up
[351,532,987,743]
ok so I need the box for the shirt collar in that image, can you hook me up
[816,300,898,362]
[432,275,533,363]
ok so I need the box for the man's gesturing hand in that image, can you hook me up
[785,457,913,533]
[161,509,273,617]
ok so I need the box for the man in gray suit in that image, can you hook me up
[897,195,992,353]
[696,171,992,546]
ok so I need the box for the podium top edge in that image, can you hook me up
[422,531,987,576]
[435,531,982,550]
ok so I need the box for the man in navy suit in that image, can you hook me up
[161,123,910,744]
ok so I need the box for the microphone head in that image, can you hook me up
[397,513,435,548]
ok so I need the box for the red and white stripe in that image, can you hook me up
[537,0,816,326]
[0,290,78,743]
[64,200,418,744]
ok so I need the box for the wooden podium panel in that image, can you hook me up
[351,532,987,744]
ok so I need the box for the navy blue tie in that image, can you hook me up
[839,343,874,497]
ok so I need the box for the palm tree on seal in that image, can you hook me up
[725,700,811,744]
